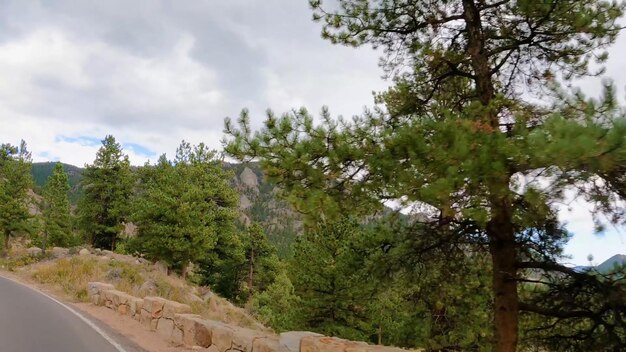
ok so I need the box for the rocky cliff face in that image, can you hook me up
[238,167,259,191]
[230,164,301,257]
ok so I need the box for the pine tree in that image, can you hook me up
[78,135,133,250]
[133,143,240,276]
[242,223,280,296]
[289,219,377,341]
[0,141,33,257]
[250,272,302,332]
[41,163,72,249]
[225,1,626,350]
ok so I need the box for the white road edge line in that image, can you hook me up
[1,275,128,352]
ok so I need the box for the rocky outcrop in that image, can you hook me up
[240,194,252,210]
[239,167,259,191]
[51,247,69,258]
[26,247,42,256]
[87,282,418,352]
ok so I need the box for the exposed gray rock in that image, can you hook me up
[87,282,114,297]
[139,280,158,296]
[78,248,90,256]
[239,194,252,210]
[137,257,150,265]
[105,268,123,281]
[51,247,69,258]
[239,167,259,190]
[26,247,42,256]
[123,222,137,237]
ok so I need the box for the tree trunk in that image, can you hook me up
[248,249,255,292]
[42,231,48,254]
[2,232,9,258]
[487,203,518,352]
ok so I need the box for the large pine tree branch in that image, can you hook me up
[518,302,596,319]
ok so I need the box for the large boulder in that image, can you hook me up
[139,279,158,296]
[143,296,169,320]
[205,320,234,352]
[87,282,115,297]
[230,326,267,352]
[87,282,115,306]
[279,332,324,352]
[108,290,133,313]
[78,248,90,256]
[162,301,191,319]
[254,336,289,352]
[128,297,144,319]
[173,314,206,347]
[51,247,69,258]
[156,318,175,340]
[26,247,42,256]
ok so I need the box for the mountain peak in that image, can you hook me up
[596,254,626,273]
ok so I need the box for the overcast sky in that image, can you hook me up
[0,0,624,265]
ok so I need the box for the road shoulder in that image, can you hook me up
[0,269,192,352]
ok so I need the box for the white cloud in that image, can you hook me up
[560,199,626,266]
[0,0,623,266]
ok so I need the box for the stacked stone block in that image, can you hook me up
[87,282,418,352]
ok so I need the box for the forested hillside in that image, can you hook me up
[32,162,83,203]
[31,161,300,257]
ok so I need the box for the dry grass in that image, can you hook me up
[20,254,266,331]
[31,256,101,301]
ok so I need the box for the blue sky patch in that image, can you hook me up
[123,143,156,157]
[55,135,155,158]
[55,135,102,147]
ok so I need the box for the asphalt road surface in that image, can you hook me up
[0,275,131,352]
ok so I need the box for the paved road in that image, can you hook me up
[0,275,127,352]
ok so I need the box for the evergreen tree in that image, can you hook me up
[133,143,240,277]
[363,218,494,350]
[250,272,302,332]
[242,223,281,296]
[289,219,377,341]
[158,141,247,300]
[225,1,626,350]
[280,215,493,349]
[41,163,72,248]
[0,141,33,257]
[77,135,133,250]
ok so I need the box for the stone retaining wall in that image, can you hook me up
[87,282,416,352]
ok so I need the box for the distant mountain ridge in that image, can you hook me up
[596,254,626,273]
[574,254,626,273]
